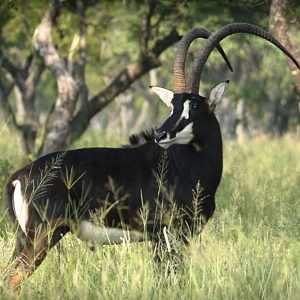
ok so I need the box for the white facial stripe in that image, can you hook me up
[169,103,174,116]
[182,100,191,119]
[172,99,191,130]
[157,122,194,149]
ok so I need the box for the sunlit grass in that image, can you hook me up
[1,132,300,299]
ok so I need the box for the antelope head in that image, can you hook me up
[152,23,300,149]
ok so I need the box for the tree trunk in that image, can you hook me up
[33,0,79,155]
[269,0,300,98]
[263,88,280,135]
[0,49,44,154]
[235,99,251,142]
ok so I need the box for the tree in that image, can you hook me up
[269,0,300,97]
[0,0,183,156]
[0,1,46,154]
[1,0,300,157]
[268,0,300,133]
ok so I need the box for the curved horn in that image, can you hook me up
[173,27,233,93]
[186,22,300,93]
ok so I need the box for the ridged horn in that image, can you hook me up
[186,22,300,93]
[173,27,233,93]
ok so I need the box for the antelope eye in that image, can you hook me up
[192,103,199,110]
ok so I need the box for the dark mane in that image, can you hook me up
[122,129,155,148]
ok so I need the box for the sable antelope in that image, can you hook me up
[3,23,300,289]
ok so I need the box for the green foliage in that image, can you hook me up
[288,0,300,15]
[1,0,47,50]
[0,159,11,204]
[0,122,13,208]
[0,0,18,27]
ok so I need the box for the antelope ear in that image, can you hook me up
[206,80,229,112]
[150,86,174,108]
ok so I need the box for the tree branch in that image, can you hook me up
[0,73,27,154]
[0,49,25,93]
[67,33,80,75]
[67,28,180,143]
[0,74,16,122]
[140,1,156,57]
[26,59,45,88]
[24,52,34,73]
[0,42,44,154]
[76,0,88,108]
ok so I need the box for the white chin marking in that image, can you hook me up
[157,122,194,149]
[12,180,29,235]
[75,221,144,247]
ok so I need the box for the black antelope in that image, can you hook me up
[3,23,300,289]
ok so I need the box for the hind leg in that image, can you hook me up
[5,220,69,290]
[11,227,27,259]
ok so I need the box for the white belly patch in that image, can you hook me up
[12,180,29,235]
[75,220,144,247]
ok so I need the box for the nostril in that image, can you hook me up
[154,131,167,143]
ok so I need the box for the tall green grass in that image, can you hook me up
[1,132,300,299]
